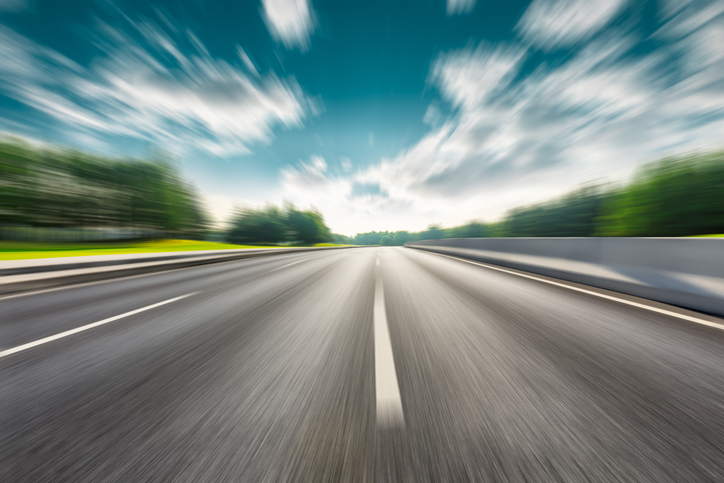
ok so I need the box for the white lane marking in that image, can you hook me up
[374,258,405,427]
[272,259,308,271]
[431,252,724,332]
[0,293,197,359]
[273,252,341,271]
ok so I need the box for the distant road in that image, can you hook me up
[2,247,724,481]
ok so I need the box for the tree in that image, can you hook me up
[227,205,287,244]
[353,231,385,245]
[500,184,608,237]
[595,153,724,236]
[330,233,352,244]
[449,222,488,238]
[0,138,209,240]
[419,224,443,240]
[392,231,411,246]
[287,208,330,244]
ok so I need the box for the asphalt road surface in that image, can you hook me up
[3,247,724,482]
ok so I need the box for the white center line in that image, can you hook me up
[374,257,405,427]
[0,293,197,359]
[432,252,724,332]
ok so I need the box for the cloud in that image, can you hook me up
[281,156,353,210]
[430,42,525,109]
[280,0,724,235]
[447,0,476,16]
[0,0,26,13]
[0,13,317,156]
[517,0,627,50]
[282,156,412,234]
[261,0,316,50]
[204,194,263,228]
[236,46,259,77]
[310,154,327,173]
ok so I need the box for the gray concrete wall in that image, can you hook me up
[407,238,724,316]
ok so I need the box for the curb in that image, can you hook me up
[0,246,352,296]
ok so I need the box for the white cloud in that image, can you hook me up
[447,0,476,16]
[281,156,354,218]
[657,0,724,38]
[0,14,317,156]
[0,0,26,13]
[236,46,259,77]
[204,194,262,228]
[310,154,327,173]
[423,103,442,126]
[280,1,724,235]
[431,43,525,109]
[261,0,316,50]
[517,0,627,49]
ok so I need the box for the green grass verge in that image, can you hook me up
[0,239,282,261]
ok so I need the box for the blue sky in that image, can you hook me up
[0,0,723,235]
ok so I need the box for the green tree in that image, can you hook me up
[330,233,352,244]
[448,222,488,238]
[353,231,385,245]
[501,184,608,237]
[287,208,330,244]
[419,224,443,240]
[392,231,411,245]
[227,205,287,244]
[596,153,724,236]
[0,138,209,240]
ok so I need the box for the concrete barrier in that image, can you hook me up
[406,238,724,316]
[0,246,353,296]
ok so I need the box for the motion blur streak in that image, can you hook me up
[0,293,196,359]
[3,248,724,481]
[373,257,404,428]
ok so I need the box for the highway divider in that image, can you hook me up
[0,246,353,296]
[406,238,724,316]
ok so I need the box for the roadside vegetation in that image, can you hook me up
[0,240,279,261]
[225,204,339,245]
[0,239,348,261]
[2,136,723,251]
[0,138,208,240]
[0,137,346,252]
[349,150,724,245]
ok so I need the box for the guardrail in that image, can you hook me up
[0,246,353,296]
[406,238,724,316]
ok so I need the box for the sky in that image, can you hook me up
[0,0,723,235]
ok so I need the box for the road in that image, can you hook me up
[2,247,724,482]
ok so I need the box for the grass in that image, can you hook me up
[691,234,724,237]
[0,239,283,261]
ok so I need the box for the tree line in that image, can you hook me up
[0,137,341,245]
[3,135,721,245]
[225,204,334,245]
[0,138,208,240]
[348,150,724,244]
